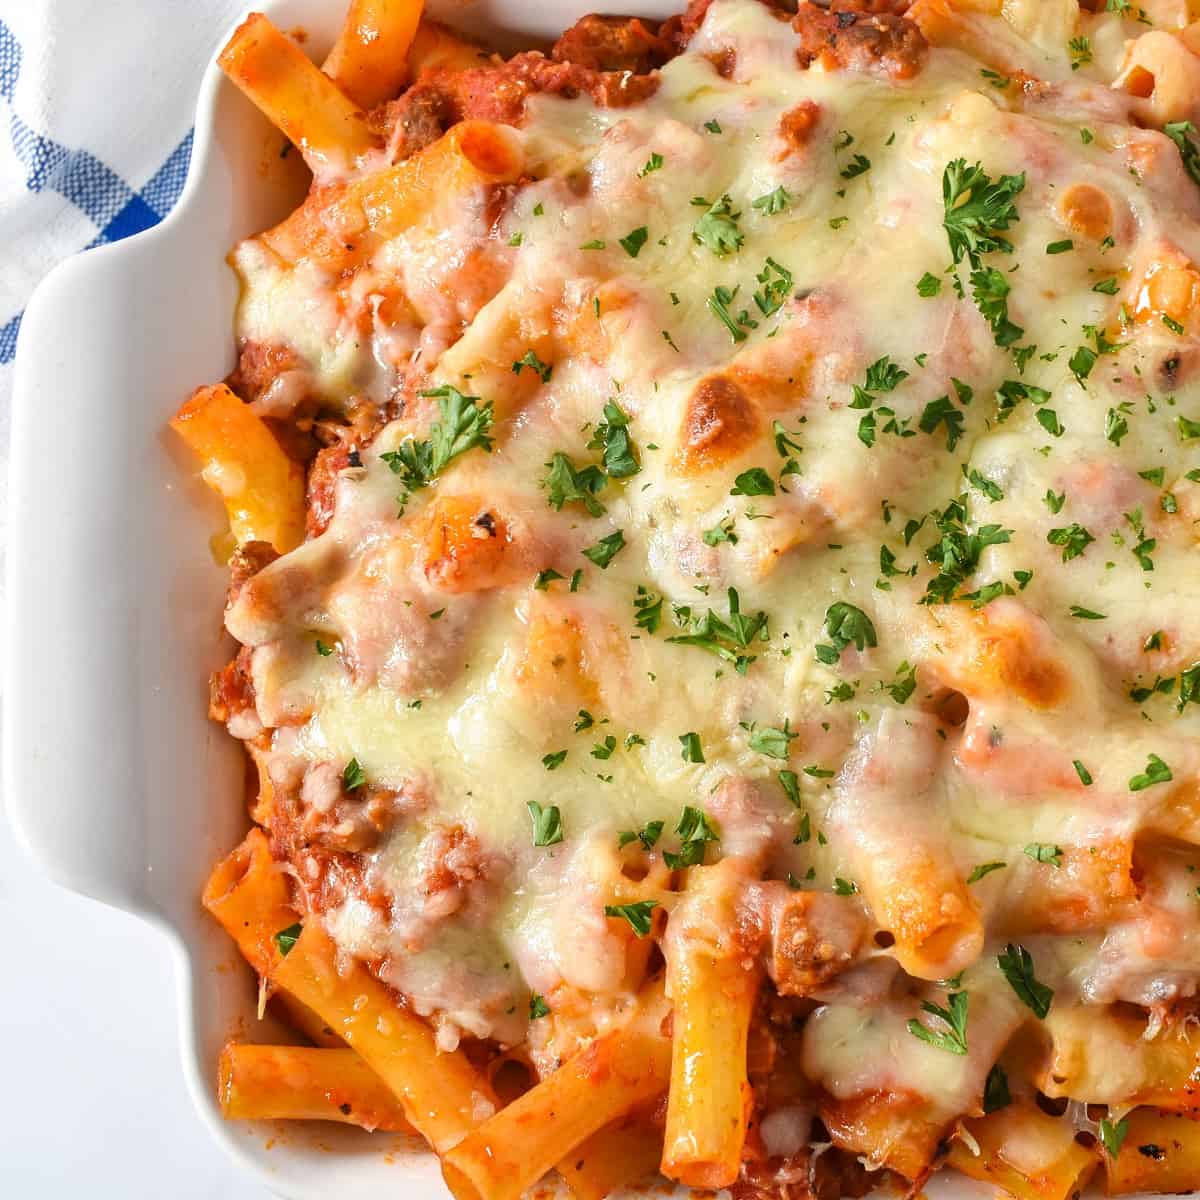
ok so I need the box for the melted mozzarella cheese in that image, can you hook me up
[224,0,1200,1108]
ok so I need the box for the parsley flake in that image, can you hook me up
[604,900,658,937]
[527,800,564,846]
[273,922,302,957]
[907,991,969,1055]
[997,943,1053,1018]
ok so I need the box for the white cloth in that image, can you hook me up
[0,0,248,567]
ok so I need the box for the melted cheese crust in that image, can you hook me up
[218,0,1200,1164]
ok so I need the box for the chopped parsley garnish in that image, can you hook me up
[618,226,648,258]
[1106,407,1129,445]
[1093,277,1120,295]
[1179,415,1200,440]
[840,153,871,180]
[343,758,366,791]
[1100,1117,1130,1159]
[1070,606,1106,620]
[887,663,918,704]
[604,900,658,936]
[971,266,1024,347]
[542,750,567,770]
[1129,753,1172,791]
[574,710,595,732]
[315,639,333,656]
[529,993,550,1019]
[833,877,859,896]
[587,399,640,479]
[748,720,797,760]
[589,736,615,761]
[582,530,626,569]
[919,395,966,451]
[1044,489,1065,514]
[543,452,608,515]
[752,185,793,215]
[753,257,794,317]
[1024,843,1063,868]
[1074,760,1094,786]
[981,1066,1012,1116]
[997,943,1053,1018]
[1165,121,1200,186]
[1126,508,1156,571]
[534,568,564,590]
[704,118,722,133]
[778,770,801,807]
[1046,240,1074,255]
[815,602,877,664]
[708,284,750,343]
[1047,523,1095,561]
[1179,664,1200,713]
[638,152,664,177]
[527,800,564,846]
[1069,345,1097,383]
[381,385,494,510]
[917,272,943,297]
[907,991,969,1055]
[273,922,302,957]
[1130,674,1176,704]
[967,861,1006,884]
[693,195,744,256]
[850,356,911,448]
[879,544,913,578]
[731,468,775,497]
[942,158,1026,268]
[996,378,1050,422]
[580,238,606,250]
[1164,314,1185,335]
[865,357,910,392]
[703,517,738,546]
[633,586,664,633]
[664,805,720,869]
[960,581,1014,609]
[679,732,705,763]
[512,349,552,383]
[1069,35,1092,70]
[966,467,1003,501]
[920,495,1013,605]
[618,820,663,851]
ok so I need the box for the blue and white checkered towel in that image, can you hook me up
[0,0,247,526]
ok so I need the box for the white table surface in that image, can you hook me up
[0,808,266,1197]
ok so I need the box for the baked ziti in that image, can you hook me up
[178,0,1200,1196]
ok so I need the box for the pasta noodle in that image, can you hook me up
[218,13,376,172]
[170,384,305,555]
[218,1043,413,1131]
[324,0,425,108]
[441,1020,671,1200]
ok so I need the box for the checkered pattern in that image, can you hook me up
[0,16,194,365]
